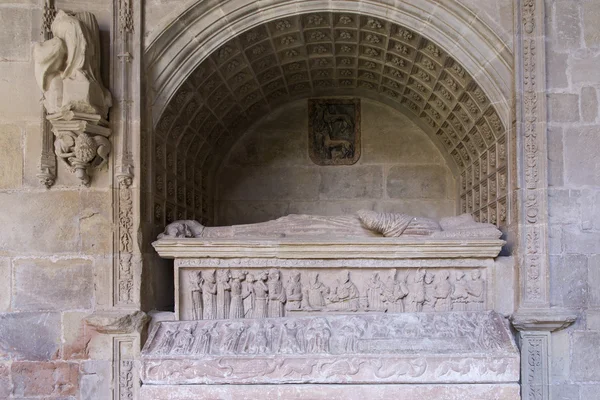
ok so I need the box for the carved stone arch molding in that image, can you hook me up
[142,0,515,231]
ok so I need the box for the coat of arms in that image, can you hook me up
[308,99,361,165]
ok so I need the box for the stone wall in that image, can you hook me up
[545,1,600,399]
[217,99,457,225]
[0,1,114,398]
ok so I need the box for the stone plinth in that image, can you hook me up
[141,311,518,385]
[140,383,521,400]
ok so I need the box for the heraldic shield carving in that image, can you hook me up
[308,98,361,165]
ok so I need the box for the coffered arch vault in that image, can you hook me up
[144,2,513,232]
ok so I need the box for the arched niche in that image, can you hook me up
[140,4,514,311]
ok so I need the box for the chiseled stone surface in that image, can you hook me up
[0,312,61,361]
[0,124,22,189]
[140,383,521,400]
[12,258,93,311]
[11,361,79,397]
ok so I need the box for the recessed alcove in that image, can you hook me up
[141,11,511,312]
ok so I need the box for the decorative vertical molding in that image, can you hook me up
[114,337,136,400]
[37,0,57,188]
[515,0,549,308]
[520,332,549,400]
[113,0,137,307]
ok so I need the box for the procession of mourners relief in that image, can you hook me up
[185,267,486,320]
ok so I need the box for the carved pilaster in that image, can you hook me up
[114,337,138,400]
[516,0,550,308]
[112,0,138,307]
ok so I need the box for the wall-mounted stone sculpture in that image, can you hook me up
[33,10,112,186]
[308,98,361,165]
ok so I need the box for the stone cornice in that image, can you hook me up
[85,310,150,334]
[511,308,578,332]
[152,238,505,259]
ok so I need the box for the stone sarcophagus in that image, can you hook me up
[143,212,519,399]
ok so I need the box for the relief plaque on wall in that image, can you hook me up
[308,98,361,165]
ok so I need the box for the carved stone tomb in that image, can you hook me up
[142,213,519,399]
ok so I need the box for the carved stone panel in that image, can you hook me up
[308,98,361,165]
[178,267,489,321]
[141,311,519,385]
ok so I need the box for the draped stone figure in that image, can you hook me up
[433,270,453,312]
[366,272,385,311]
[451,271,469,311]
[190,271,203,320]
[217,270,232,319]
[33,10,112,118]
[252,272,269,319]
[157,211,502,240]
[33,10,113,185]
[304,273,330,309]
[467,270,485,311]
[229,271,246,319]
[406,270,426,312]
[422,272,437,312]
[384,270,409,312]
[285,272,303,311]
[268,269,286,318]
[329,271,359,311]
[201,270,217,320]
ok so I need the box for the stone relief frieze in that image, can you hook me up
[179,268,487,321]
[141,311,518,385]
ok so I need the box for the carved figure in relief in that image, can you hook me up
[220,322,246,354]
[252,272,269,319]
[190,325,212,355]
[422,272,437,312]
[279,321,302,354]
[268,269,286,317]
[243,274,256,318]
[216,270,232,319]
[229,271,247,319]
[201,270,217,320]
[285,272,303,311]
[451,271,469,311]
[305,273,330,309]
[157,328,176,354]
[305,318,331,354]
[158,212,502,240]
[384,270,409,312]
[433,270,452,312]
[329,271,359,311]
[467,270,485,311]
[172,326,195,355]
[339,317,366,352]
[366,272,385,311]
[406,270,426,312]
[190,271,203,320]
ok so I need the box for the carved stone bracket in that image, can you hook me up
[48,112,111,186]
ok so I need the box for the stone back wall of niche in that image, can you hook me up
[147,12,509,235]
